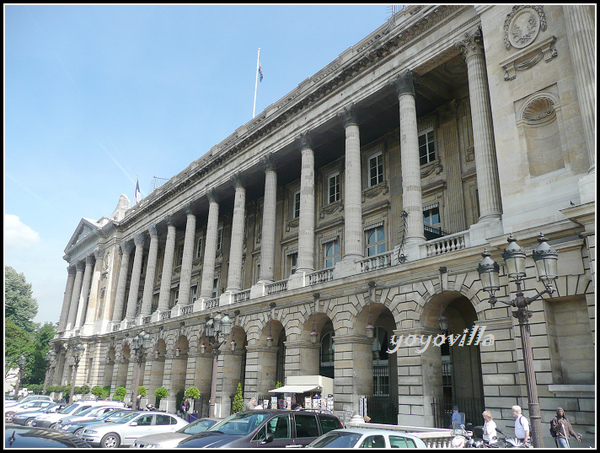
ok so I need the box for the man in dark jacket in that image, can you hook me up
[551,407,581,448]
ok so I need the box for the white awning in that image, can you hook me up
[268,385,321,394]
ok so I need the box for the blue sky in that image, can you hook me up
[5,4,397,325]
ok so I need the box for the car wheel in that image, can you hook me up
[49,423,57,429]
[74,427,84,436]
[25,418,35,427]
[101,433,121,448]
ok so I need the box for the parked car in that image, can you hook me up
[54,406,127,431]
[5,400,56,422]
[79,411,188,448]
[5,425,92,448]
[131,417,218,448]
[306,428,428,448]
[176,409,344,448]
[11,403,66,426]
[61,408,135,436]
[32,401,125,428]
[4,394,53,408]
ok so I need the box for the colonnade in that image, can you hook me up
[57,27,503,337]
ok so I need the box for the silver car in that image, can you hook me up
[66,408,135,436]
[131,417,218,448]
[32,401,125,428]
[11,403,65,426]
[54,405,126,432]
[79,411,188,448]
[5,400,56,422]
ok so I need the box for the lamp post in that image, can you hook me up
[13,354,27,398]
[69,342,85,404]
[42,349,57,395]
[478,233,558,449]
[131,330,151,410]
[201,312,233,418]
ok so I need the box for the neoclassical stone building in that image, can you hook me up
[49,4,595,444]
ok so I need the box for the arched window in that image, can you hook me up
[320,331,335,379]
[372,327,389,397]
[366,226,385,257]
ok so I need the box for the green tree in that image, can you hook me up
[232,383,244,414]
[23,322,57,386]
[154,386,169,406]
[4,319,34,379]
[91,385,104,400]
[137,386,147,397]
[5,266,38,332]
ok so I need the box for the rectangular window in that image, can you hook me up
[216,228,223,251]
[324,240,340,269]
[366,225,386,257]
[177,244,184,266]
[195,236,203,259]
[328,173,340,204]
[212,278,220,298]
[369,152,383,187]
[288,252,298,276]
[190,285,198,304]
[419,129,435,165]
[423,205,440,227]
[293,191,301,218]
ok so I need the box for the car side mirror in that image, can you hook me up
[261,433,274,445]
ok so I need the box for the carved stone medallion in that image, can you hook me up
[504,6,547,50]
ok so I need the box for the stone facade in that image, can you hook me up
[49,5,595,447]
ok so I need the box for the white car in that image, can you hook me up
[32,400,125,428]
[131,417,218,448]
[306,428,428,448]
[79,411,188,448]
[54,405,127,431]
[5,400,56,422]
[4,394,53,408]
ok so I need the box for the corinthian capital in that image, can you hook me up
[338,104,358,127]
[455,27,484,59]
[393,70,417,97]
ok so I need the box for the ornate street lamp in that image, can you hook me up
[131,330,151,410]
[477,233,558,448]
[202,312,233,418]
[69,342,85,404]
[42,349,57,395]
[13,354,27,398]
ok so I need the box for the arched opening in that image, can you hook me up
[424,291,484,428]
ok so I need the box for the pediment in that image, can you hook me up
[65,218,101,253]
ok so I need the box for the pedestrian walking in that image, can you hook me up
[511,405,531,446]
[551,407,581,448]
[181,397,189,417]
[482,410,498,444]
[451,406,461,429]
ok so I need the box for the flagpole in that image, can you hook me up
[253,48,261,118]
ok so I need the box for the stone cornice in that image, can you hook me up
[118,5,467,229]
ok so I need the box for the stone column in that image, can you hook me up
[259,156,278,283]
[396,70,426,250]
[57,266,76,333]
[296,132,316,274]
[82,248,104,333]
[200,191,220,299]
[333,335,373,416]
[340,106,364,261]
[74,255,95,330]
[112,241,134,322]
[226,176,246,293]
[65,260,85,331]
[124,233,146,320]
[563,5,595,202]
[456,28,502,223]
[158,216,176,312]
[140,225,159,316]
[178,207,197,307]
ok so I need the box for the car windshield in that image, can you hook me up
[178,419,217,435]
[57,404,78,414]
[102,410,130,421]
[309,431,363,448]
[112,412,140,424]
[72,406,97,417]
[208,412,271,436]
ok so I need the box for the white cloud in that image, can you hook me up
[5,214,41,247]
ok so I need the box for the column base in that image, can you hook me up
[287,272,307,290]
[333,259,361,279]
[469,217,504,246]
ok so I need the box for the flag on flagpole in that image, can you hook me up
[259,62,263,82]
[134,177,141,204]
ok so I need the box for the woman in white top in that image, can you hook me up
[482,410,498,444]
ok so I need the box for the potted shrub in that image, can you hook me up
[91,385,104,400]
[113,386,127,402]
[154,386,169,408]
[232,383,244,414]
[185,387,201,418]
